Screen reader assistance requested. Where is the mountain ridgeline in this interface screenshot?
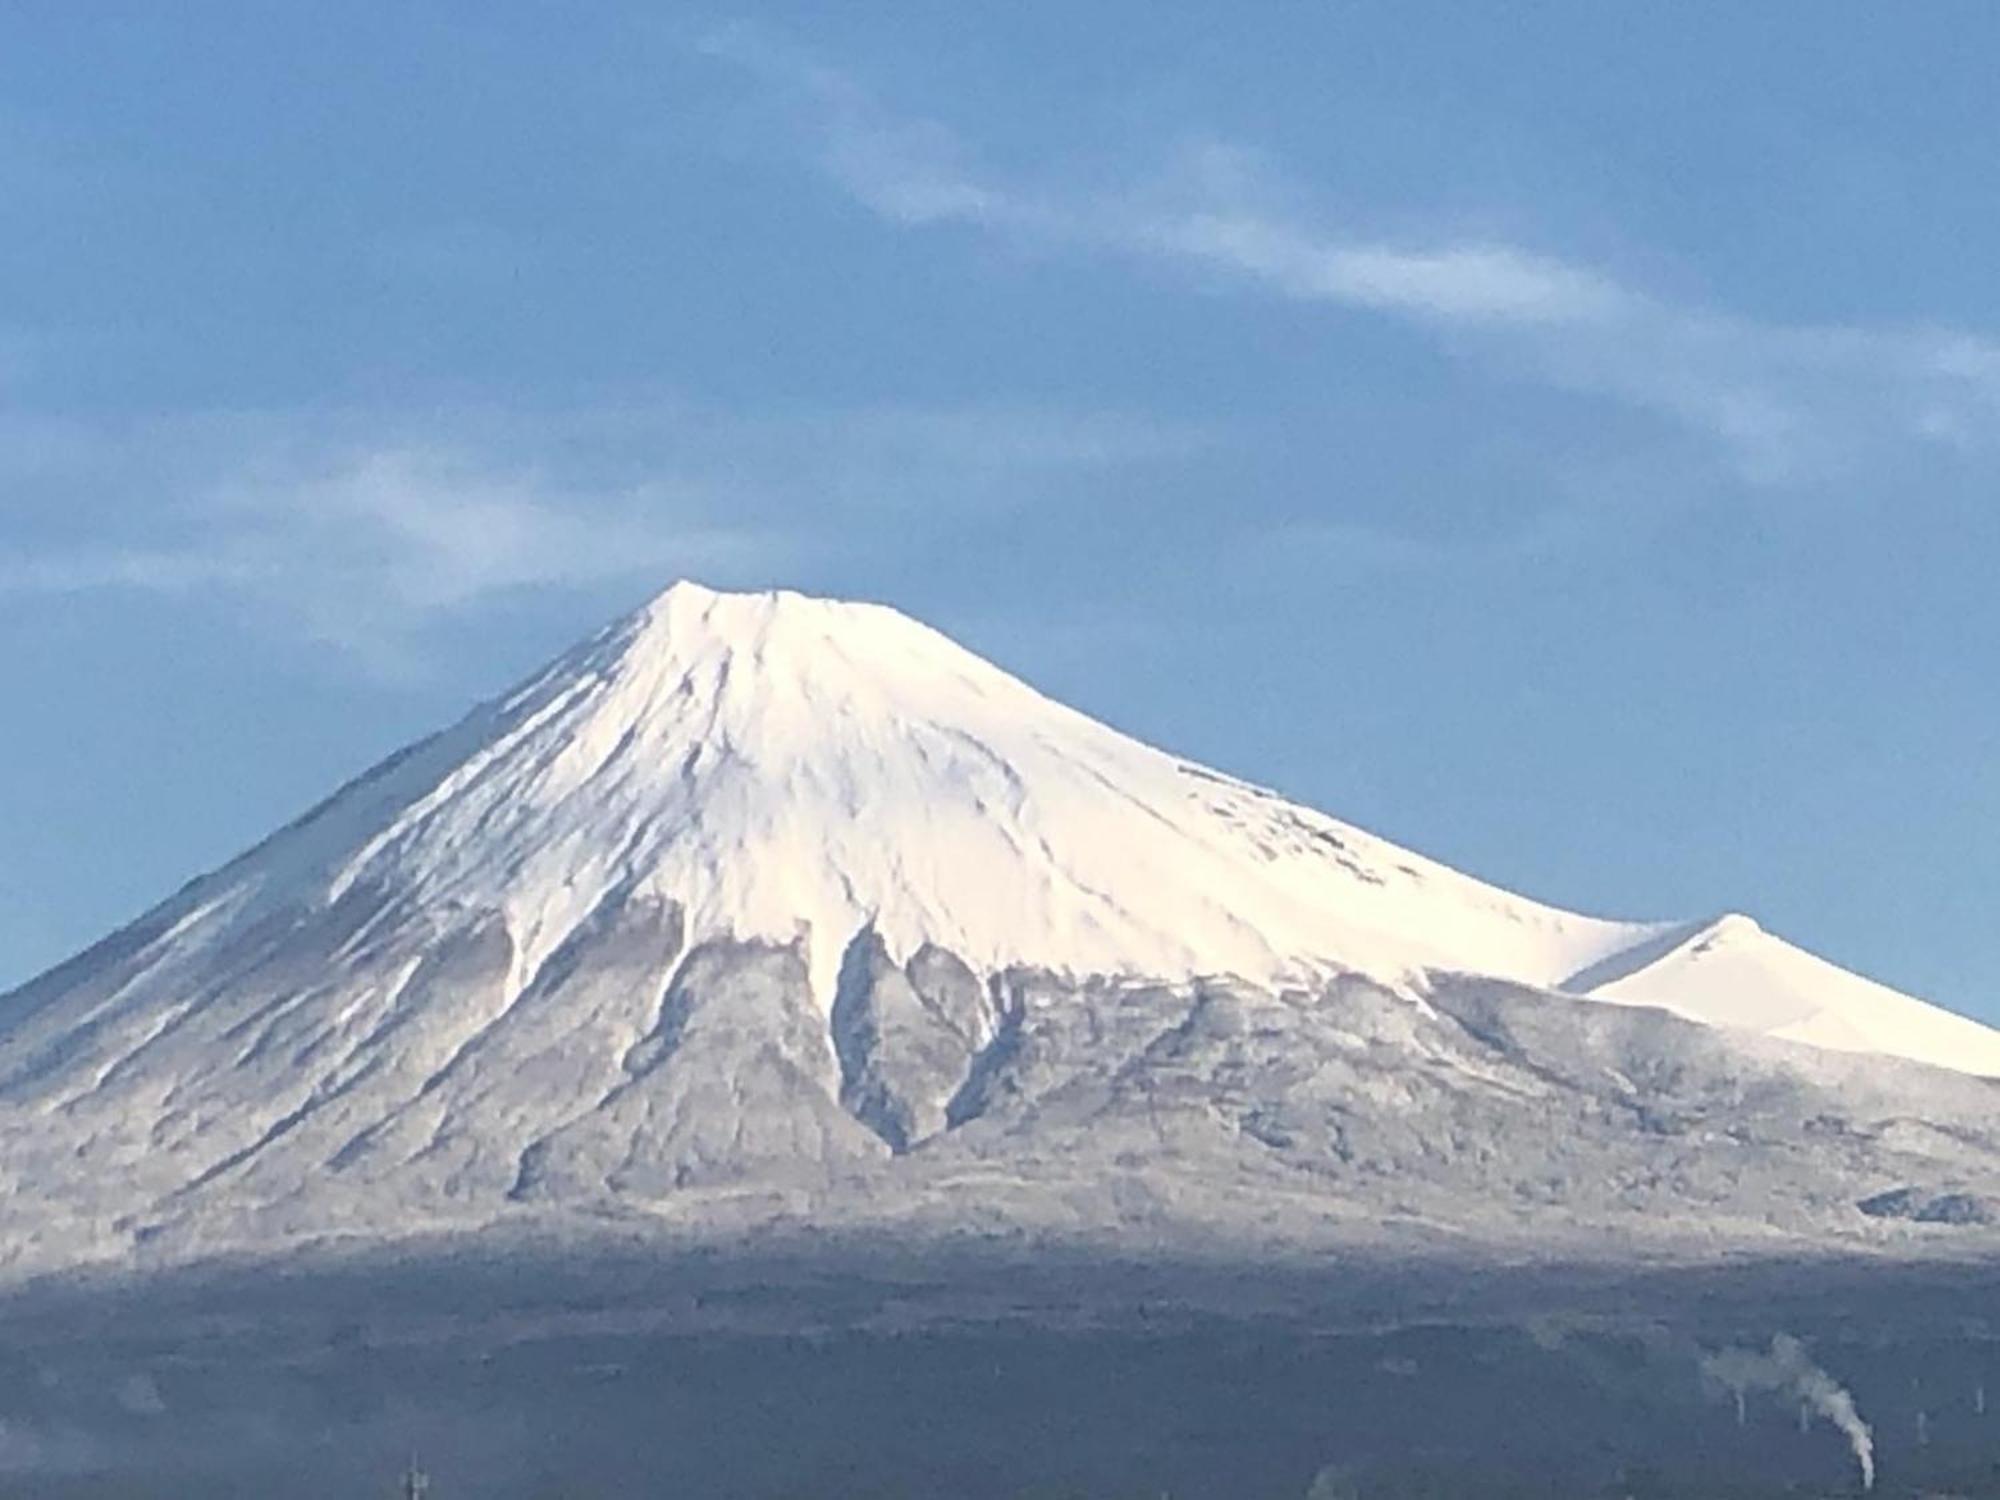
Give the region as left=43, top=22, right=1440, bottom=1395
left=2, top=581, right=1998, bottom=1278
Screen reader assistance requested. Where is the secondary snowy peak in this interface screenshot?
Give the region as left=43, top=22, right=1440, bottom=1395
left=205, top=580, right=1666, bottom=1013
left=1577, top=913, right=2000, bottom=1077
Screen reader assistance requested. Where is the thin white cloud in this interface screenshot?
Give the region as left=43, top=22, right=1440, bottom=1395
left=204, top=449, right=749, bottom=616
left=0, top=429, right=771, bottom=674
left=700, top=26, right=1623, bottom=328
left=1151, top=214, right=1631, bottom=327
left=704, top=28, right=2000, bottom=486
left=0, top=399, right=1215, bottom=672
left=700, top=24, right=1025, bottom=233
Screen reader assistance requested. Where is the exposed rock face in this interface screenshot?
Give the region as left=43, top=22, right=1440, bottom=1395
left=831, top=932, right=998, bottom=1152
left=1858, top=1186, right=2000, bottom=1226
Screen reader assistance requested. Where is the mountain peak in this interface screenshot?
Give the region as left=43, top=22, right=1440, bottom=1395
left=628, top=579, right=942, bottom=657
left=636, top=578, right=866, bottom=637
left=586, top=580, right=1022, bottom=726
left=153, top=580, right=1682, bottom=1024
left=121, top=581, right=1992, bottom=1075
left=8, top=582, right=2000, bottom=1277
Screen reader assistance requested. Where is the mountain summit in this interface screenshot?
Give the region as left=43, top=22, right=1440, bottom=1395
left=4, top=581, right=1999, bottom=1274
left=227, top=579, right=1675, bottom=1015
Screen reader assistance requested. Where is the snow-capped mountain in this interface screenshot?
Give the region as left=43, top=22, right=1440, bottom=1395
left=3, top=581, right=1997, bottom=1275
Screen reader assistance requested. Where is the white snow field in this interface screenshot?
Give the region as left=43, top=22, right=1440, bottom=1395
left=2, top=580, right=1997, bottom=1276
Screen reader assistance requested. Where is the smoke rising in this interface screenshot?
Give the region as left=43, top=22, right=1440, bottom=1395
left=1702, top=1333, right=1875, bottom=1490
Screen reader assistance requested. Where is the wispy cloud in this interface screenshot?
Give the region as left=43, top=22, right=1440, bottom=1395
left=0, top=399, right=1212, bottom=673
left=1154, top=214, right=1630, bottom=325
left=703, top=25, right=2000, bottom=487
left=699, top=25, right=1025, bottom=234
left=0, top=439, right=757, bottom=674
left=700, top=24, right=1625, bottom=329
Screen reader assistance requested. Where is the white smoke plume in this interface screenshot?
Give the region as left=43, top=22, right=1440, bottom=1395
left=1703, top=1333, right=1875, bottom=1490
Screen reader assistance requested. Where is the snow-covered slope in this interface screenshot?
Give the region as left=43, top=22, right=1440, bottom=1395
left=2, top=580, right=1996, bottom=1275
left=1568, top=913, right=2000, bottom=1075
left=177, top=581, right=1670, bottom=1008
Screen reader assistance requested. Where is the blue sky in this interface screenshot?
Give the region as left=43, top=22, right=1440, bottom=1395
left=3, top=5, right=1997, bottom=1021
